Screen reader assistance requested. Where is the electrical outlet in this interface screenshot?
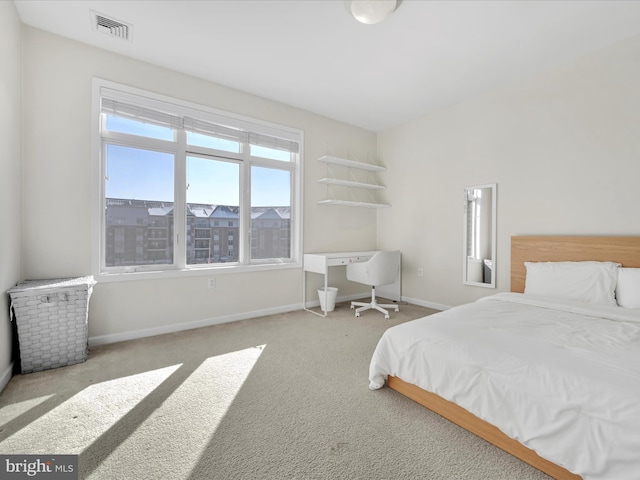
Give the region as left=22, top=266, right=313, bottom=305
left=208, top=278, right=216, bottom=289
left=417, top=268, right=424, bottom=278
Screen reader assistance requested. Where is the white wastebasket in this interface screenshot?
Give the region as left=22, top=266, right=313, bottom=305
left=318, top=287, right=338, bottom=312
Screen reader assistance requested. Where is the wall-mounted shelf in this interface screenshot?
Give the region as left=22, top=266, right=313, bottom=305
left=318, top=153, right=389, bottom=208
left=318, top=199, right=390, bottom=208
left=318, top=155, right=386, bottom=172
left=318, top=177, right=385, bottom=190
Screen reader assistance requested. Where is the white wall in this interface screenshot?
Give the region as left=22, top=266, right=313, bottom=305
left=19, top=23, right=640, bottom=345
left=378, top=34, right=640, bottom=308
left=0, top=1, right=22, bottom=386
left=21, top=27, right=377, bottom=341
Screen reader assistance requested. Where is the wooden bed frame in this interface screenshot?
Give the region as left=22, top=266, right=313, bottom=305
left=388, top=236, right=640, bottom=480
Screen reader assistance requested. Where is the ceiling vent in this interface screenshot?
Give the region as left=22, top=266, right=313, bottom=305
left=91, top=11, right=132, bottom=42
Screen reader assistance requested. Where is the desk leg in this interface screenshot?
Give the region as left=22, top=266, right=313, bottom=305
left=303, top=268, right=307, bottom=310
left=321, top=272, right=328, bottom=317
left=303, top=270, right=329, bottom=318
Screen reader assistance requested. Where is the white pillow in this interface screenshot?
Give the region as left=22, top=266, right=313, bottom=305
left=524, top=261, right=620, bottom=306
left=616, top=268, right=640, bottom=308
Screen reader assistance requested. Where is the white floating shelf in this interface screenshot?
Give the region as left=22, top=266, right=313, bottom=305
left=318, top=155, right=386, bottom=173
left=318, top=177, right=385, bottom=190
left=318, top=199, right=390, bottom=208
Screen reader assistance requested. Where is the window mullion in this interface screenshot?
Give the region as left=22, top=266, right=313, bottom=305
left=186, top=145, right=243, bottom=161
left=248, top=156, right=295, bottom=171
left=240, top=143, right=251, bottom=265
left=99, top=141, right=108, bottom=274
left=174, top=129, right=187, bottom=269
left=101, top=128, right=176, bottom=151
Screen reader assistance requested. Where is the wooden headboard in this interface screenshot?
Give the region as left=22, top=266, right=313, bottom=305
left=511, top=236, right=640, bottom=293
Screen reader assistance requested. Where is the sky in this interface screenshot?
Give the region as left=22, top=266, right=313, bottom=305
left=104, top=116, right=291, bottom=206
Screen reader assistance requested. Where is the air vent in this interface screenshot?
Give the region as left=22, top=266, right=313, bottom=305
left=91, top=11, right=132, bottom=41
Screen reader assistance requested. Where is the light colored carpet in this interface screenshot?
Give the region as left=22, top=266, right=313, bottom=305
left=0, top=300, right=551, bottom=480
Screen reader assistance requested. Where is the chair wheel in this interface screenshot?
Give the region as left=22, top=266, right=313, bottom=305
left=384, top=314, right=390, bottom=320
left=355, top=312, right=360, bottom=317
left=395, top=307, right=399, bottom=312
left=350, top=305, right=354, bottom=309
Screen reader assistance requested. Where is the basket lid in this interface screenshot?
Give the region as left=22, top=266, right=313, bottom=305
left=8, top=276, right=96, bottom=295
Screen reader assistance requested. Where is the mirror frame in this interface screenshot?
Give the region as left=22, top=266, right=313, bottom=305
left=463, top=183, right=497, bottom=288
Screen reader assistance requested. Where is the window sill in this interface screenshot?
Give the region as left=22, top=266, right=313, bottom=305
left=95, top=261, right=301, bottom=283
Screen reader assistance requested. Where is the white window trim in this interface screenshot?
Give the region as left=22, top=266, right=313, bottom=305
left=91, top=78, right=303, bottom=282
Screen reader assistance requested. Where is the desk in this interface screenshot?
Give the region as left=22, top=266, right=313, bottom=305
left=303, top=251, right=401, bottom=316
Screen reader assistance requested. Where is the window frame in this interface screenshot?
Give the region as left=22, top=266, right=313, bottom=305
left=92, top=79, right=303, bottom=282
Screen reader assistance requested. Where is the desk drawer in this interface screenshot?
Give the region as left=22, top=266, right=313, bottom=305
left=327, top=255, right=368, bottom=266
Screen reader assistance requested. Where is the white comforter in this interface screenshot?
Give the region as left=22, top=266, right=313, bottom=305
left=369, top=293, right=640, bottom=480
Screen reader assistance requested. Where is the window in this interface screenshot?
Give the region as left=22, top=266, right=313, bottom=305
left=104, top=145, right=175, bottom=267
left=186, top=155, right=239, bottom=264
left=94, top=80, right=302, bottom=277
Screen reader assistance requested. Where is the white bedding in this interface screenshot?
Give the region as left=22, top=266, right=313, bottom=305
left=369, top=293, right=640, bottom=480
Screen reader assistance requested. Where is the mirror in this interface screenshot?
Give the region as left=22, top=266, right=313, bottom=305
left=463, top=183, right=496, bottom=288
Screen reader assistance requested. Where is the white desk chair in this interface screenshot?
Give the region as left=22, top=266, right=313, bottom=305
left=346, top=250, right=400, bottom=319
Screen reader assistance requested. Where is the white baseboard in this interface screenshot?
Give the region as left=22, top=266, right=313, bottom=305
left=0, top=362, right=14, bottom=393
left=92, top=293, right=368, bottom=346
left=88, top=302, right=304, bottom=347
left=402, top=296, right=450, bottom=311
left=88, top=294, right=449, bottom=348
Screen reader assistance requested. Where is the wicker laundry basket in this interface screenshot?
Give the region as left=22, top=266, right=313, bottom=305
left=8, top=276, right=96, bottom=374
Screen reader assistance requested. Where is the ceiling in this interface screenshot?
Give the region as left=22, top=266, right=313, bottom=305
left=13, top=0, right=640, bottom=132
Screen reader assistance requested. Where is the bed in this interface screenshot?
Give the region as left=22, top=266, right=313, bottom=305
left=369, top=236, right=640, bottom=480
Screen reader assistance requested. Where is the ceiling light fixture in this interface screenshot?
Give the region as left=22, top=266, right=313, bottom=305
left=344, top=0, right=400, bottom=25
